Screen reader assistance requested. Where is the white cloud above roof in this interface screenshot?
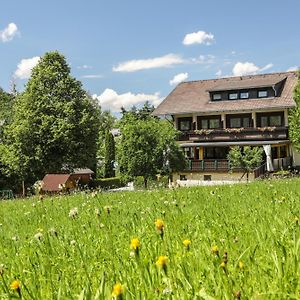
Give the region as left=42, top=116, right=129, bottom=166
left=183, top=30, right=214, bottom=46
left=232, top=62, right=273, bottom=76
left=92, top=88, right=163, bottom=112
left=287, top=66, right=298, bottom=72
left=14, top=56, right=40, bottom=79
left=169, top=73, right=189, bottom=86
left=113, top=53, right=184, bottom=72
left=0, top=23, right=19, bottom=42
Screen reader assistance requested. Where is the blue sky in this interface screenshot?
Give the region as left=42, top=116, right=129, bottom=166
left=0, top=0, right=299, bottom=113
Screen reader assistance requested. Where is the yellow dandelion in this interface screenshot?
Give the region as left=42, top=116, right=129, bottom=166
left=238, top=261, right=244, bottom=269
left=10, top=279, right=20, bottom=290
left=155, top=219, right=164, bottom=231
left=130, top=238, right=140, bottom=251
left=183, top=239, right=191, bottom=248
left=156, top=255, right=168, bottom=268
left=220, top=261, right=226, bottom=268
left=211, top=245, right=219, bottom=255
left=112, top=283, right=123, bottom=298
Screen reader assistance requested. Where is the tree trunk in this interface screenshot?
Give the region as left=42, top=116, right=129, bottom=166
left=143, top=177, right=148, bottom=189
left=22, top=180, right=25, bottom=197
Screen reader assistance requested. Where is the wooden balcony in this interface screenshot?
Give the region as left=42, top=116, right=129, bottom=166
left=178, top=127, right=289, bottom=142
left=185, top=157, right=292, bottom=173
left=185, top=159, right=232, bottom=172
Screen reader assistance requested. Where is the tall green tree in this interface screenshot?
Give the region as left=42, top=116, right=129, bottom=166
left=289, top=70, right=300, bottom=151
left=104, top=130, right=115, bottom=178
left=118, top=116, right=186, bottom=188
left=228, top=146, right=263, bottom=181
left=5, top=51, right=101, bottom=189
left=96, top=110, right=116, bottom=176
left=0, top=88, right=14, bottom=140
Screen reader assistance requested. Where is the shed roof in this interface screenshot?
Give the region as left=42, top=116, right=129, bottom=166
left=153, top=72, right=298, bottom=115
left=73, top=168, right=94, bottom=175
left=42, top=174, right=70, bottom=192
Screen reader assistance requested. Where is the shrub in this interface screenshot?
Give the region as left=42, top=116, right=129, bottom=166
left=134, top=175, right=169, bottom=190
left=91, top=177, right=125, bottom=190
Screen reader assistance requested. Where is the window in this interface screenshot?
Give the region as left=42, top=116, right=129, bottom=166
left=226, top=114, right=252, bottom=128
left=269, top=115, right=282, bottom=126
left=198, top=115, right=221, bottom=129
left=258, top=90, right=268, bottom=98
left=260, top=116, right=268, bottom=127
left=212, top=93, right=222, bottom=101
left=240, top=91, right=249, bottom=99
left=229, top=92, right=238, bottom=100
left=229, top=118, right=241, bottom=128
left=180, top=174, right=187, bottom=181
left=204, top=147, right=229, bottom=159
left=257, top=112, right=284, bottom=127
left=178, top=117, right=192, bottom=131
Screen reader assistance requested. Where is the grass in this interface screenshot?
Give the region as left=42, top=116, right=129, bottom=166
left=0, top=179, right=299, bottom=299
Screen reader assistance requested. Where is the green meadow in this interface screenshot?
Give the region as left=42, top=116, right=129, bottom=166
left=0, top=179, right=299, bottom=299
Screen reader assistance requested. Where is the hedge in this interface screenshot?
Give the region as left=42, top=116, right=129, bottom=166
left=90, top=177, right=125, bottom=190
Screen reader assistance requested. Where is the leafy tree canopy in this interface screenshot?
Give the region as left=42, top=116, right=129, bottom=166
left=104, top=130, right=115, bottom=178
left=289, top=70, right=300, bottom=151
left=228, top=146, right=263, bottom=180
left=5, top=51, right=101, bottom=186
left=118, top=112, right=186, bottom=187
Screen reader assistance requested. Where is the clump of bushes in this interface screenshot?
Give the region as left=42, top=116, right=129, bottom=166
left=134, top=175, right=169, bottom=190
left=91, top=177, right=125, bottom=190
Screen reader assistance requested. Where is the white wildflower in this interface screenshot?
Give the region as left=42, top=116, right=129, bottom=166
left=69, top=207, right=78, bottom=218
left=34, top=232, right=43, bottom=241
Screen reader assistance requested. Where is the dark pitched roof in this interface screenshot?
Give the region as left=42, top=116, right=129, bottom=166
left=153, top=72, right=298, bottom=115
left=42, top=174, right=70, bottom=192
left=73, top=168, right=94, bottom=175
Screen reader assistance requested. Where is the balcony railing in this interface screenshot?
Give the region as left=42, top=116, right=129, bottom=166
left=185, top=157, right=292, bottom=173
left=185, top=159, right=232, bottom=171
left=178, top=127, right=289, bottom=142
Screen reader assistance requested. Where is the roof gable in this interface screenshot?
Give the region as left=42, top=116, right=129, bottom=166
left=42, top=174, right=71, bottom=192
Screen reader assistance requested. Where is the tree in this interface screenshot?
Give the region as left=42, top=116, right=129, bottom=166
left=5, top=51, right=101, bottom=190
left=96, top=110, right=116, bottom=177
left=228, top=146, right=263, bottom=181
left=0, top=88, right=14, bottom=140
left=289, top=70, right=300, bottom=150
left=118, top=116, right=186, bottom=188
left=104, top=130, right=115, bottom=178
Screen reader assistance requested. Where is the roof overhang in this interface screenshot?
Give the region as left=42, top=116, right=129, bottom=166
left=179, top=140, right=290, bottom=147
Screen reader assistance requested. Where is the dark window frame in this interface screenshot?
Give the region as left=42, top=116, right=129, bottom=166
left=256, top=111, right=284, bottom=127
left=258, top=90, right=268, bottom=98
left=226, top=113, right=252, bottom=128
left=178, top=117, right=193, bottom=131
left=212, top=93, right=222, bottom=101
left=197, top=115, right=222, bottom=130
left=228, top=91, right=239, bottom=100
left=239, top=91, right=249, bottom=99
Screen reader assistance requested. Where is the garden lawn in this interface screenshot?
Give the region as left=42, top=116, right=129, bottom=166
left=0, top=179, right=299, bottom=299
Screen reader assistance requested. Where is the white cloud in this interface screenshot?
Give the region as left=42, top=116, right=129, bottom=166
left=81, top=74, right=103, bottom=79
left=216, top=69, right=222, bottom=78
left=169, top=73, right=188, bottom=86
left=190, top=54, right=215, bottom=64
left=232, top=62, right=273, bottom=76
left=0, top=23, right=19, bottom=42
left=113, top=53, right=184, bottom=72
left=183, top=30, right=214, bottom=46
left=77, top=65, right=93, bottom=69
left=92, top=88, right=163, bottom=112
left=287, top=66, right=298, bottom=72
left=14, top=56, right=40, bottom=79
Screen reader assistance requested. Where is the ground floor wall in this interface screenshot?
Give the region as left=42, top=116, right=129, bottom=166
left=173, top=171, right=254, bottom=183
